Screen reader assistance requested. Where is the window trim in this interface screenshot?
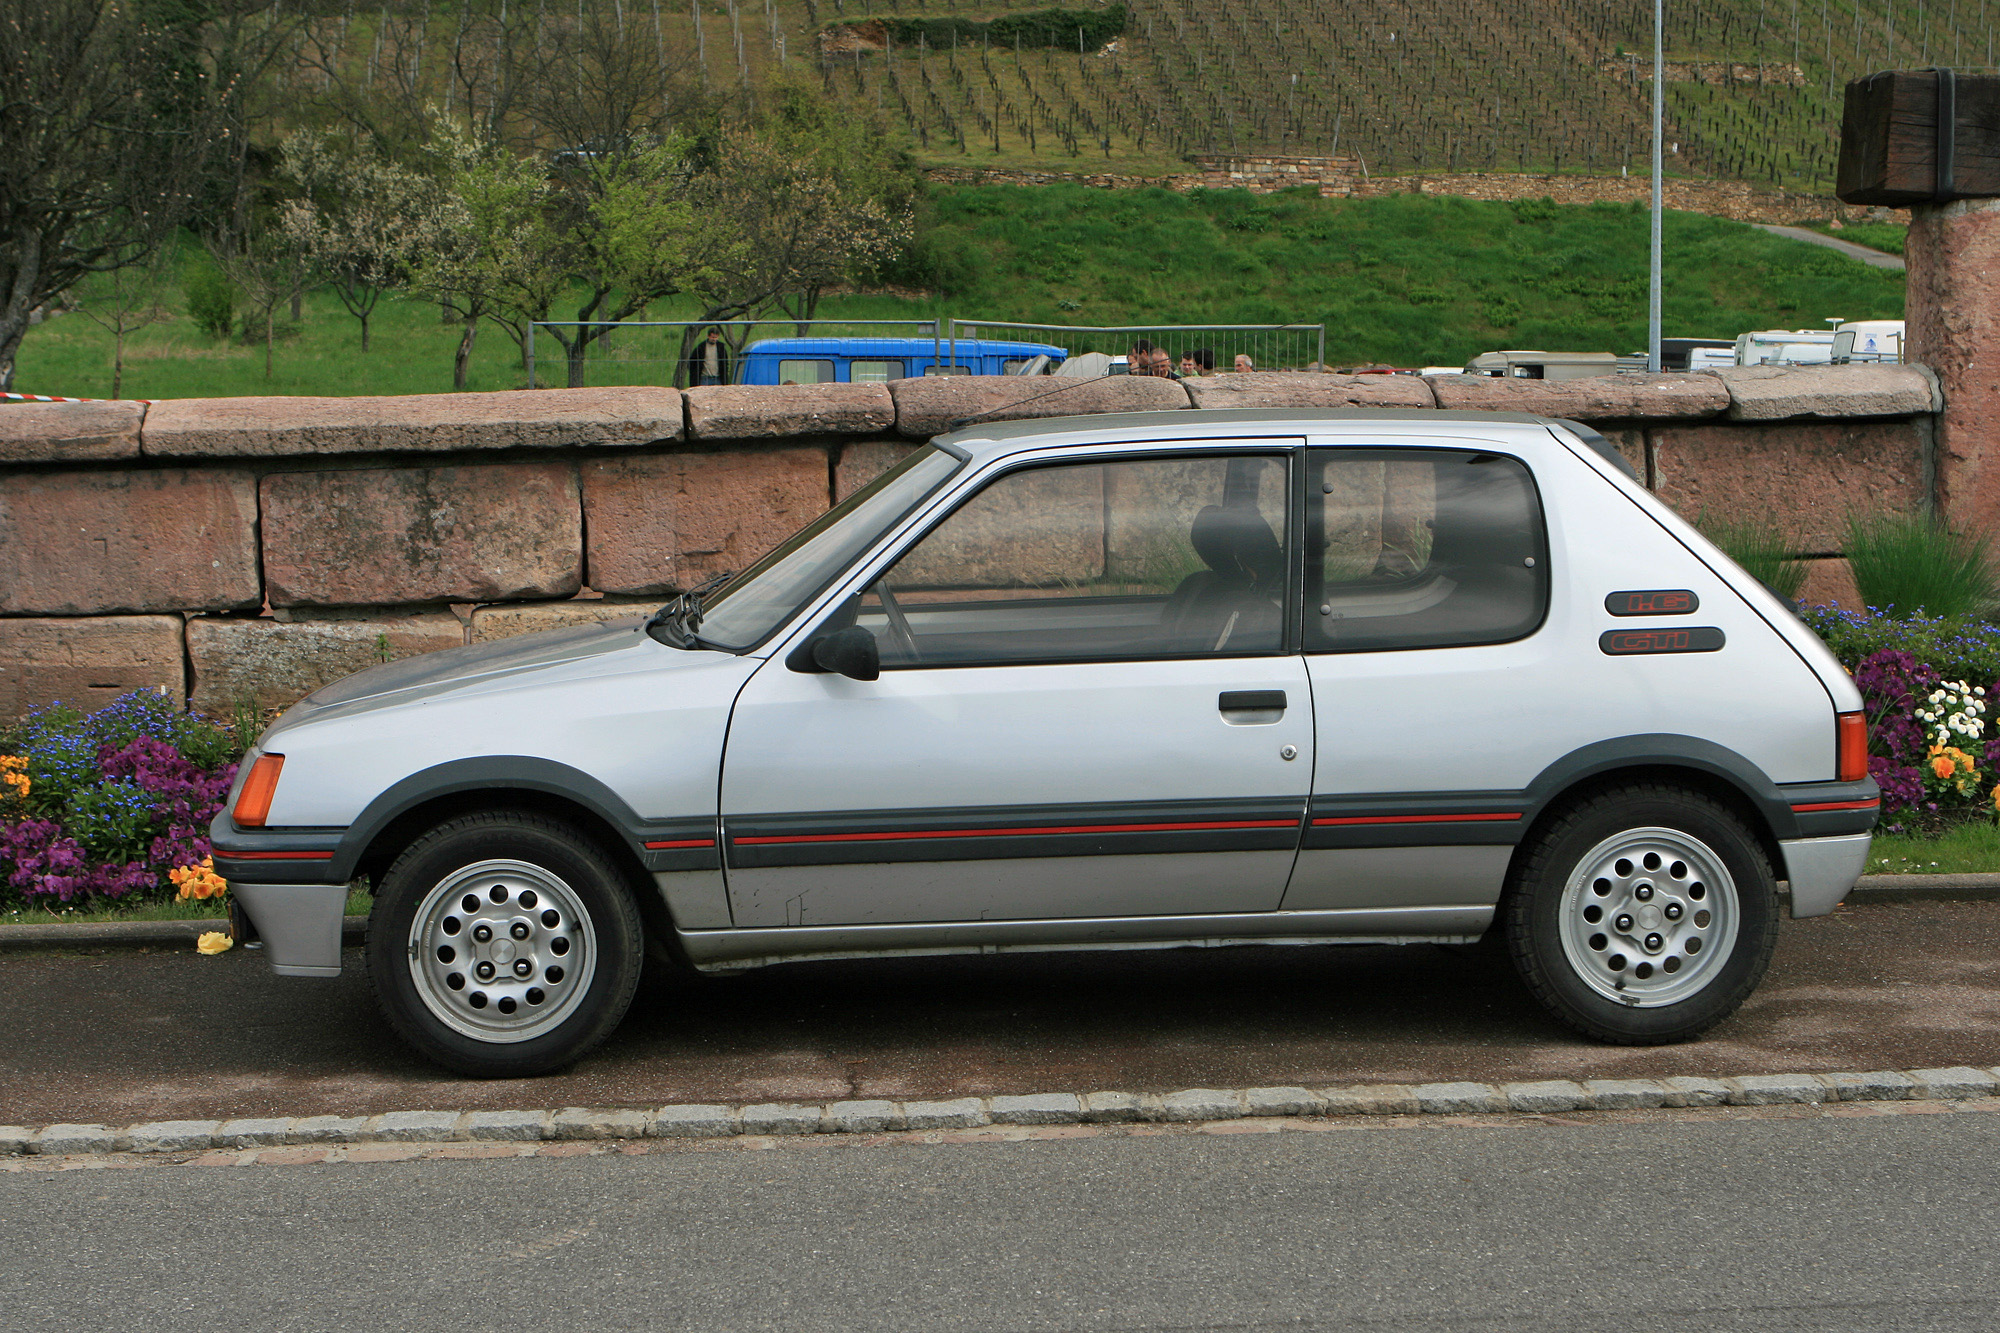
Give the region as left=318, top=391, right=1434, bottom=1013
left=843, top=445, right=1307, bottom=673
left=1303, top=443, right=1551, bottom=657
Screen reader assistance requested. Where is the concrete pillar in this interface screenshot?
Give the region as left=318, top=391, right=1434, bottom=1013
left=1906, top=197, right=2000, bottom=531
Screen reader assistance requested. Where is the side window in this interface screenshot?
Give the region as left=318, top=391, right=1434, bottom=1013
left=1308, top=448, right=1547, bottom=653
left=850, top=360, right=904, bottom=382
left=778, top=359, right=835, bottom=384
left=922, top=364, right=972, bottom=376
left=856, top=453, right=1291, bottom=668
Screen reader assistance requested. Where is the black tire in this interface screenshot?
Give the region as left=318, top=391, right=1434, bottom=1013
left=367, top=811, right=644, bottom=1077
left=1502, top=783, right=1778, bottom=1044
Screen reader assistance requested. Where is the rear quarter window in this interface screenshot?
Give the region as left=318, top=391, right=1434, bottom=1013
left=1307, top=447, right=1549, bottom=653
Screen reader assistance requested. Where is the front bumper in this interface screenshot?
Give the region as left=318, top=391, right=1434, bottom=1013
left=229, top=883, right=350, bottom=976
left=1780, top=832, right=1873, bottom=918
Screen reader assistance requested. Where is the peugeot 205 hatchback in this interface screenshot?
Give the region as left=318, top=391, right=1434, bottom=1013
left=212, top=410, right=1878, bottom=1076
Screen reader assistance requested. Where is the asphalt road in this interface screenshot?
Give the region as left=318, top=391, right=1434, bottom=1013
left=6, top=898, right=2000, bottom=1125
left=6, top=1108, right=2000, bottom=1331
left=1753, top=223, right=1907, bottom=271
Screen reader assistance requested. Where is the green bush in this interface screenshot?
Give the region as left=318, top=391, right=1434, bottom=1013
left=1845, top=511, right=1999, bottom=619
left=1698, top=515, right=1808, bottom=602
left=184, top=264, right=237, bottom=341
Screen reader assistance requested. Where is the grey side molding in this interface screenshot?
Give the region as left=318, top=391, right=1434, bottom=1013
left=231, top=883, right=350, bottom=976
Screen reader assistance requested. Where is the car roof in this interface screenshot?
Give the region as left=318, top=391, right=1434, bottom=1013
left=936, top=407, right=1564, bottom=465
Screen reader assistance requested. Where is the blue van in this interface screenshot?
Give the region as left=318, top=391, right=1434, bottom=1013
left=735, top=336, right=1067, bottom=385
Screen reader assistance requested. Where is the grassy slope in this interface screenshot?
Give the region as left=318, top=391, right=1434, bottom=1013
left=14, top=188, right=1905, bottom=397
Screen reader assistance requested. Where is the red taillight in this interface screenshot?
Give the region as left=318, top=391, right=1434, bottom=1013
left=1836, top=713, right=1868, bottom=783
left=233, top=753, right=285, bottom=827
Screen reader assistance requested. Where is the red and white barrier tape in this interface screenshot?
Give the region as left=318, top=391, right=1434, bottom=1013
left=0, top=391, right=150, bottom=405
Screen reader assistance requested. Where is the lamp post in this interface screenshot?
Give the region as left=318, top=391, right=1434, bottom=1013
left=1648, top=0, right=1664, bottom=373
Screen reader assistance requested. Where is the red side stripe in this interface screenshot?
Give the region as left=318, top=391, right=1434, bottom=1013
left=220, top=850, right=335, bottom=861
left=644, top=838, right=717, bottom=850
left=736, top=818, right=1299, bottom=847
left=1312, top=812, right=1522, bottom=827
left=1789, top=799, right=1880, bottom=812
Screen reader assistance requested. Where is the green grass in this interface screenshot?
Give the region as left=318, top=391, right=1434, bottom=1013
left=1868, top=823, right=2000, bottom=876
left=1799, top=220, right=1908, bottom=257
left=1697, top=515, right=1809, bottom=602
left=1, top=888, right=372, bottom=927
left=14, top=188, right=1906, bottom=397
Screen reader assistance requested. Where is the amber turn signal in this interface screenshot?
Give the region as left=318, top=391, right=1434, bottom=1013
left=1836, top=712, right=1868, bottom=783
left=233, top=753, right=286, bottom=827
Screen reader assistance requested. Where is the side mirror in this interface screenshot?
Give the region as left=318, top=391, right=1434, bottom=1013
left=808, top=625, right=880, bottom=681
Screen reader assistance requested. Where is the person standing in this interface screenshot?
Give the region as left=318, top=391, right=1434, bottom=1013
left=1233, top=353, right=1255, bottom=373
left=685, top=327, right=733, bottom=386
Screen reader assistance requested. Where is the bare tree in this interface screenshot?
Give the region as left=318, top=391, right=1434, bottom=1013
left=0, top=0, right=227, bottom=388
left=207, top=219, right=321, bottom=381
left=72, top=247, right=176, bottom=399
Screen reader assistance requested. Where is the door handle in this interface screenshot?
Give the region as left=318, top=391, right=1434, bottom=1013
left=1219, top=690, right=1287, bottom=713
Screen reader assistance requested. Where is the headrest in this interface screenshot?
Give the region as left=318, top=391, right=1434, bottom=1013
left=1190, top=504, right=1284, bottom=586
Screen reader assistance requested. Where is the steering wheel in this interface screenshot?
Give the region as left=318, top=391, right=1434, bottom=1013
left=874, top=581, right=922, bottom=663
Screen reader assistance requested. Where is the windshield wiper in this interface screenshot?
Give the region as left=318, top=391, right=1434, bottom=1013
left=645, top=571, right=733, bottom=648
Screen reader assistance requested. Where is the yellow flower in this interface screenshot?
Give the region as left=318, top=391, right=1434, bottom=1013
left=170, top=857, right=228, bottom=903
left=0, top=755, right=26, bottom=802
left=196, top=931, right=234, bottom=955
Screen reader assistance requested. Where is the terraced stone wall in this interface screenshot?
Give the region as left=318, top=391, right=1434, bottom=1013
left=0, top=365, right=1941, bottom=720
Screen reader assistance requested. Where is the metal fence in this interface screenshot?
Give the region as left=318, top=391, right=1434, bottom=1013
left=948, top=321, right=1328, bottom=375
left=526, top=317, right=1330, bottom=387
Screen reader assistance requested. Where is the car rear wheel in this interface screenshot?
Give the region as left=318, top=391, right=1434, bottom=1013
left=1502, top=783, right=1778, bottom=1044
left=367, top=811, right=643, bottom=1077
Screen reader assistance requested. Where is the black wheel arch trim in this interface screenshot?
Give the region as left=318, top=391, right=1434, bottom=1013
left=216, top=757, right=720, bottom=885
left=1519, top=734, right=1877, bottom=844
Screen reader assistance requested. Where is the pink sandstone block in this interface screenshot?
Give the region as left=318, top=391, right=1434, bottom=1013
left=0, top=617, right=186, bottom=719
left=186, top=613, right=467, bottom=715
left=889, top=374, right=1189, bottom=438
left=685, top=384, right=895, bottom=440
left=834, top=441, right=920, bottom=500
left=1428, top=373, right=1728, bottom=420
left=0, top=467, right=259, bottom=614
left=261, top=463, right=582, bottom=607
left=582, top=447, right=829, bottom=595
left=1187, top=372, right=1435, bottom=410
left=0, top=400, right=145, bottom=463
left=141, top=388, right=683, bottom=458
left=1909, top=198, right=2000, bottom=535
left=1651, top=420, right=1926, bottom=551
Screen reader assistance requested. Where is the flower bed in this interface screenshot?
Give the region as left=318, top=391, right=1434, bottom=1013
left=1802, top=605, right=2000, bottom=833
left=0, top=692, right=246, bottom=911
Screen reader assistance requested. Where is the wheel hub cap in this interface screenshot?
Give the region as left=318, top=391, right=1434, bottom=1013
left=406, top=859, right=596, bottom=1044
left=1557, top=826, right=1739, bottom=1008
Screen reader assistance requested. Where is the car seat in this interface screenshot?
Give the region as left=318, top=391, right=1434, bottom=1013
left=1160, top=503, right=1285, bottom=652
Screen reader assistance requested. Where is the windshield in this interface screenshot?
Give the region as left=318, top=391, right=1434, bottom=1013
left=693, top=446, right=963, bottom=651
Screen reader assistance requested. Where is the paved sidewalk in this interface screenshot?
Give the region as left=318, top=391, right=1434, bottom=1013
left=4, top=897, right=1999, bottom=1127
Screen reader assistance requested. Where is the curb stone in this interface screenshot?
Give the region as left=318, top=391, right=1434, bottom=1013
left=14, top=1065, right=2000, bottom=1158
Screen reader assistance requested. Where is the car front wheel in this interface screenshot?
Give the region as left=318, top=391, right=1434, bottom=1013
left=1503, top=783, right=1778, bottom=1044
left=367, top=811, right=644, bottom=1077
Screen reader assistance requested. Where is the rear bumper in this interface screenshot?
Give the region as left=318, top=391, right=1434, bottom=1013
left=230, top=883, right=350, bottom=977
left=1781, top=832, right=1873, bottom=918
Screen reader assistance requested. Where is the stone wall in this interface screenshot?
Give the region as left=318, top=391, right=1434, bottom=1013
left=917, top=159, right=1859, bottom=224
left=0, top=365, right=1938, bottom=721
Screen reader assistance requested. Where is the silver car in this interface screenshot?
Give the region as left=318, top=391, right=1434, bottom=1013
left=213, top=410, right=1878, bottom=1076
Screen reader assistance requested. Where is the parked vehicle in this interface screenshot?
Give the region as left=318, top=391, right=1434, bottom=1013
left=1464, top=350, right=1622, bottom=380
left=735, top=336, right=1067, bottom=385
left=214, top=409, right=1878, bottom=1075
left=1733, top=322, right=1903, bottom=366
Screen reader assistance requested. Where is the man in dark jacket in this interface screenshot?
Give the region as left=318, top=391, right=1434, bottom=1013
left=684, top=327, right=733, bottom=386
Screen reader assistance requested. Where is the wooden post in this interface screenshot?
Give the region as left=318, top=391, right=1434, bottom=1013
left=1840, top=71, right=2000, bottom=531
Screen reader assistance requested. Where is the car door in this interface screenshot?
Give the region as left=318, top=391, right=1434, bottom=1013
left=719, top=446, right=1313, bottom=928
left=1285, top=440, right=1554, bottom=923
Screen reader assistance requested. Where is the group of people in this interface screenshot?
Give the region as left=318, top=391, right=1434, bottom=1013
left=1126, top=340, right=1256, bottom=379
